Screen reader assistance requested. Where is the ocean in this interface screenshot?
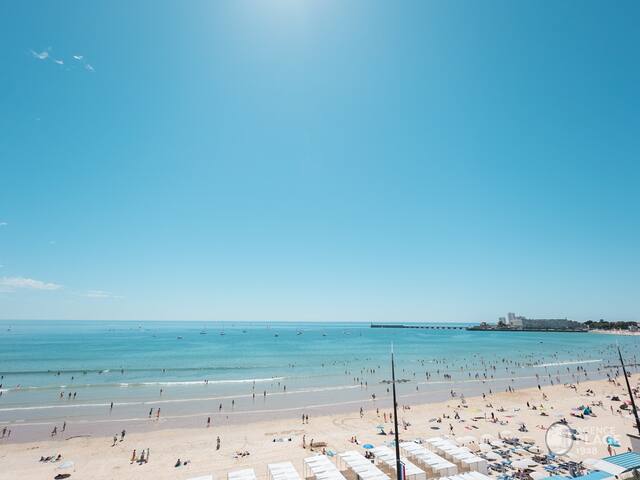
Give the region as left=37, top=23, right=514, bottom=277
left=0, top=320, right=637, bottom=441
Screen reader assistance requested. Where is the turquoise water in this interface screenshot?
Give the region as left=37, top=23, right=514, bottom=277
left=0, top=320, right=637, bottom=440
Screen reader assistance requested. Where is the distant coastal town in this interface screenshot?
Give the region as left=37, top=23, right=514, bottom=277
left=370, top=313, right=639, bottom=333
left=468, top=312, right=639, bottom=333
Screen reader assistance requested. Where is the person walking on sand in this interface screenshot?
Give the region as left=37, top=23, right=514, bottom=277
left=216, top=436, right=221, bottom=450
left=156, top=408, right=161, bottom=419
left=121, top=429, right=126, bottom=441
left=131, top=449, right=137, bottom=463
left=303, top=434, right=306, bottom=449
left=51, top=426, right=57, bottom=437
left=62, top=421, right=66, bottom=432
left=113, top=435, right=118, bottom=446
left=207, top=416, right=211, bottom=427
left=149, top=408, right=153, bottom=418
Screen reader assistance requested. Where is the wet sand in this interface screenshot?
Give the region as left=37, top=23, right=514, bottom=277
left=1, top=375, right=638, bottom=480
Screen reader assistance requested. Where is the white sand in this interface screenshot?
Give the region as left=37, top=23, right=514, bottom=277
left=1, top=376, right=638, bottom=480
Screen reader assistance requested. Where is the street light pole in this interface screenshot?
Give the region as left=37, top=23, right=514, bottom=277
left=391, top=346, right=403, bottom=480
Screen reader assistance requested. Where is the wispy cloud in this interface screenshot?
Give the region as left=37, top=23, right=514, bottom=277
left=0, top=222, right=7, bottom=227
left=30, top=49, right=49, bottom=60
left=30, top=48, right=95, bottom=73
left=84, top=289, right=122, bottom=299
left=0, top=276, right=62, bottom=291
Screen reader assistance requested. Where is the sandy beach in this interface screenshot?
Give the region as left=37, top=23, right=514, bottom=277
left=589, top=330, right=640, bottom=337
left=1, top=375, right=638, bottom=480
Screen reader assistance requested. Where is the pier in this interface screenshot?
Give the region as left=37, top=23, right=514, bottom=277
left=370, top=323, right=466, bottom=330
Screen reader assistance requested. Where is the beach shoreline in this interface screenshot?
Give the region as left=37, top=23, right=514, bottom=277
left=589, top=329, right=640, bottom=336
left=1, top=375, right=638, bottom=480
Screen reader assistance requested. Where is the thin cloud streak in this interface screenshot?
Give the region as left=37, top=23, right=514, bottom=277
left=84, top=290, right=122, bottom=299
left=30, top=49, right=49, bottom=60
left=0, top=276, right=62, bottom=291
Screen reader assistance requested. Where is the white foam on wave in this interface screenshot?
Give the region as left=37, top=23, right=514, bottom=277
left=139, top=376, right=285, bottom=387
left=0, top=384, right=361, bottom=412
left=534, top=359, right=602, bottom=368
left=2, top=376, right=287, bottom=392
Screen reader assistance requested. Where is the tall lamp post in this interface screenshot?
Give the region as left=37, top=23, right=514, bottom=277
left=391, top=346, right=404, bottom=480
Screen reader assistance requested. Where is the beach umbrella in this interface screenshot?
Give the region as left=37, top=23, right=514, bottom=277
left=457, top=435, right=477, bottom=445
left=605, top=436, right=621, bottom=447
left=57, top=461, right=74, bottom=470
left=362, top=444, right=374, bottom=450
left=530, top=472, right=550, bottom=480
left=484, top=452, right=502, bottom=461
left=512, top=459, right=536, bottom=470
left=527, top=445, right=542, bottom=454
left=500, top=430, right=514, bottom=439
left=479, top=444, right=493, bottom=453
left=467, top=443, right=480, bottom=453
left=481, top=434, right=495, bottom=442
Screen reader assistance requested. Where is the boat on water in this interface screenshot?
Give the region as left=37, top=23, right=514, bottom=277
left=177, top=336, right=183, bottom=340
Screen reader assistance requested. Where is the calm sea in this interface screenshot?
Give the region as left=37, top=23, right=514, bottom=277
left=0, top=320, right=637, bottom=440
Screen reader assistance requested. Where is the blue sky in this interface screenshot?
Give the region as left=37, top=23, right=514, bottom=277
left=0, top=1, right=638, bottom=322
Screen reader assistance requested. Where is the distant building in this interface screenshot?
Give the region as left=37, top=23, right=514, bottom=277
left=521, top=318, right=584, bottom=330
left=485, top=312, right=587, bottom=331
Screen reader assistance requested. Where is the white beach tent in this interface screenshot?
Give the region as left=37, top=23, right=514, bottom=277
left=269, top=462, right=302, bottom=480
left=437, top=472, right=492, bottom=480
left=423, top=438, right=488, bottom=474
left=370, top=445, right=426, bottom=480
left=399, top=441, right=458, bottom=477
left=337, top=450, right=389, bottom=480
left=304, top=455, right=347, bottom=480
left=228, top=469, right=257, bottom=480
left=588, top=460, right=627, bottom=476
